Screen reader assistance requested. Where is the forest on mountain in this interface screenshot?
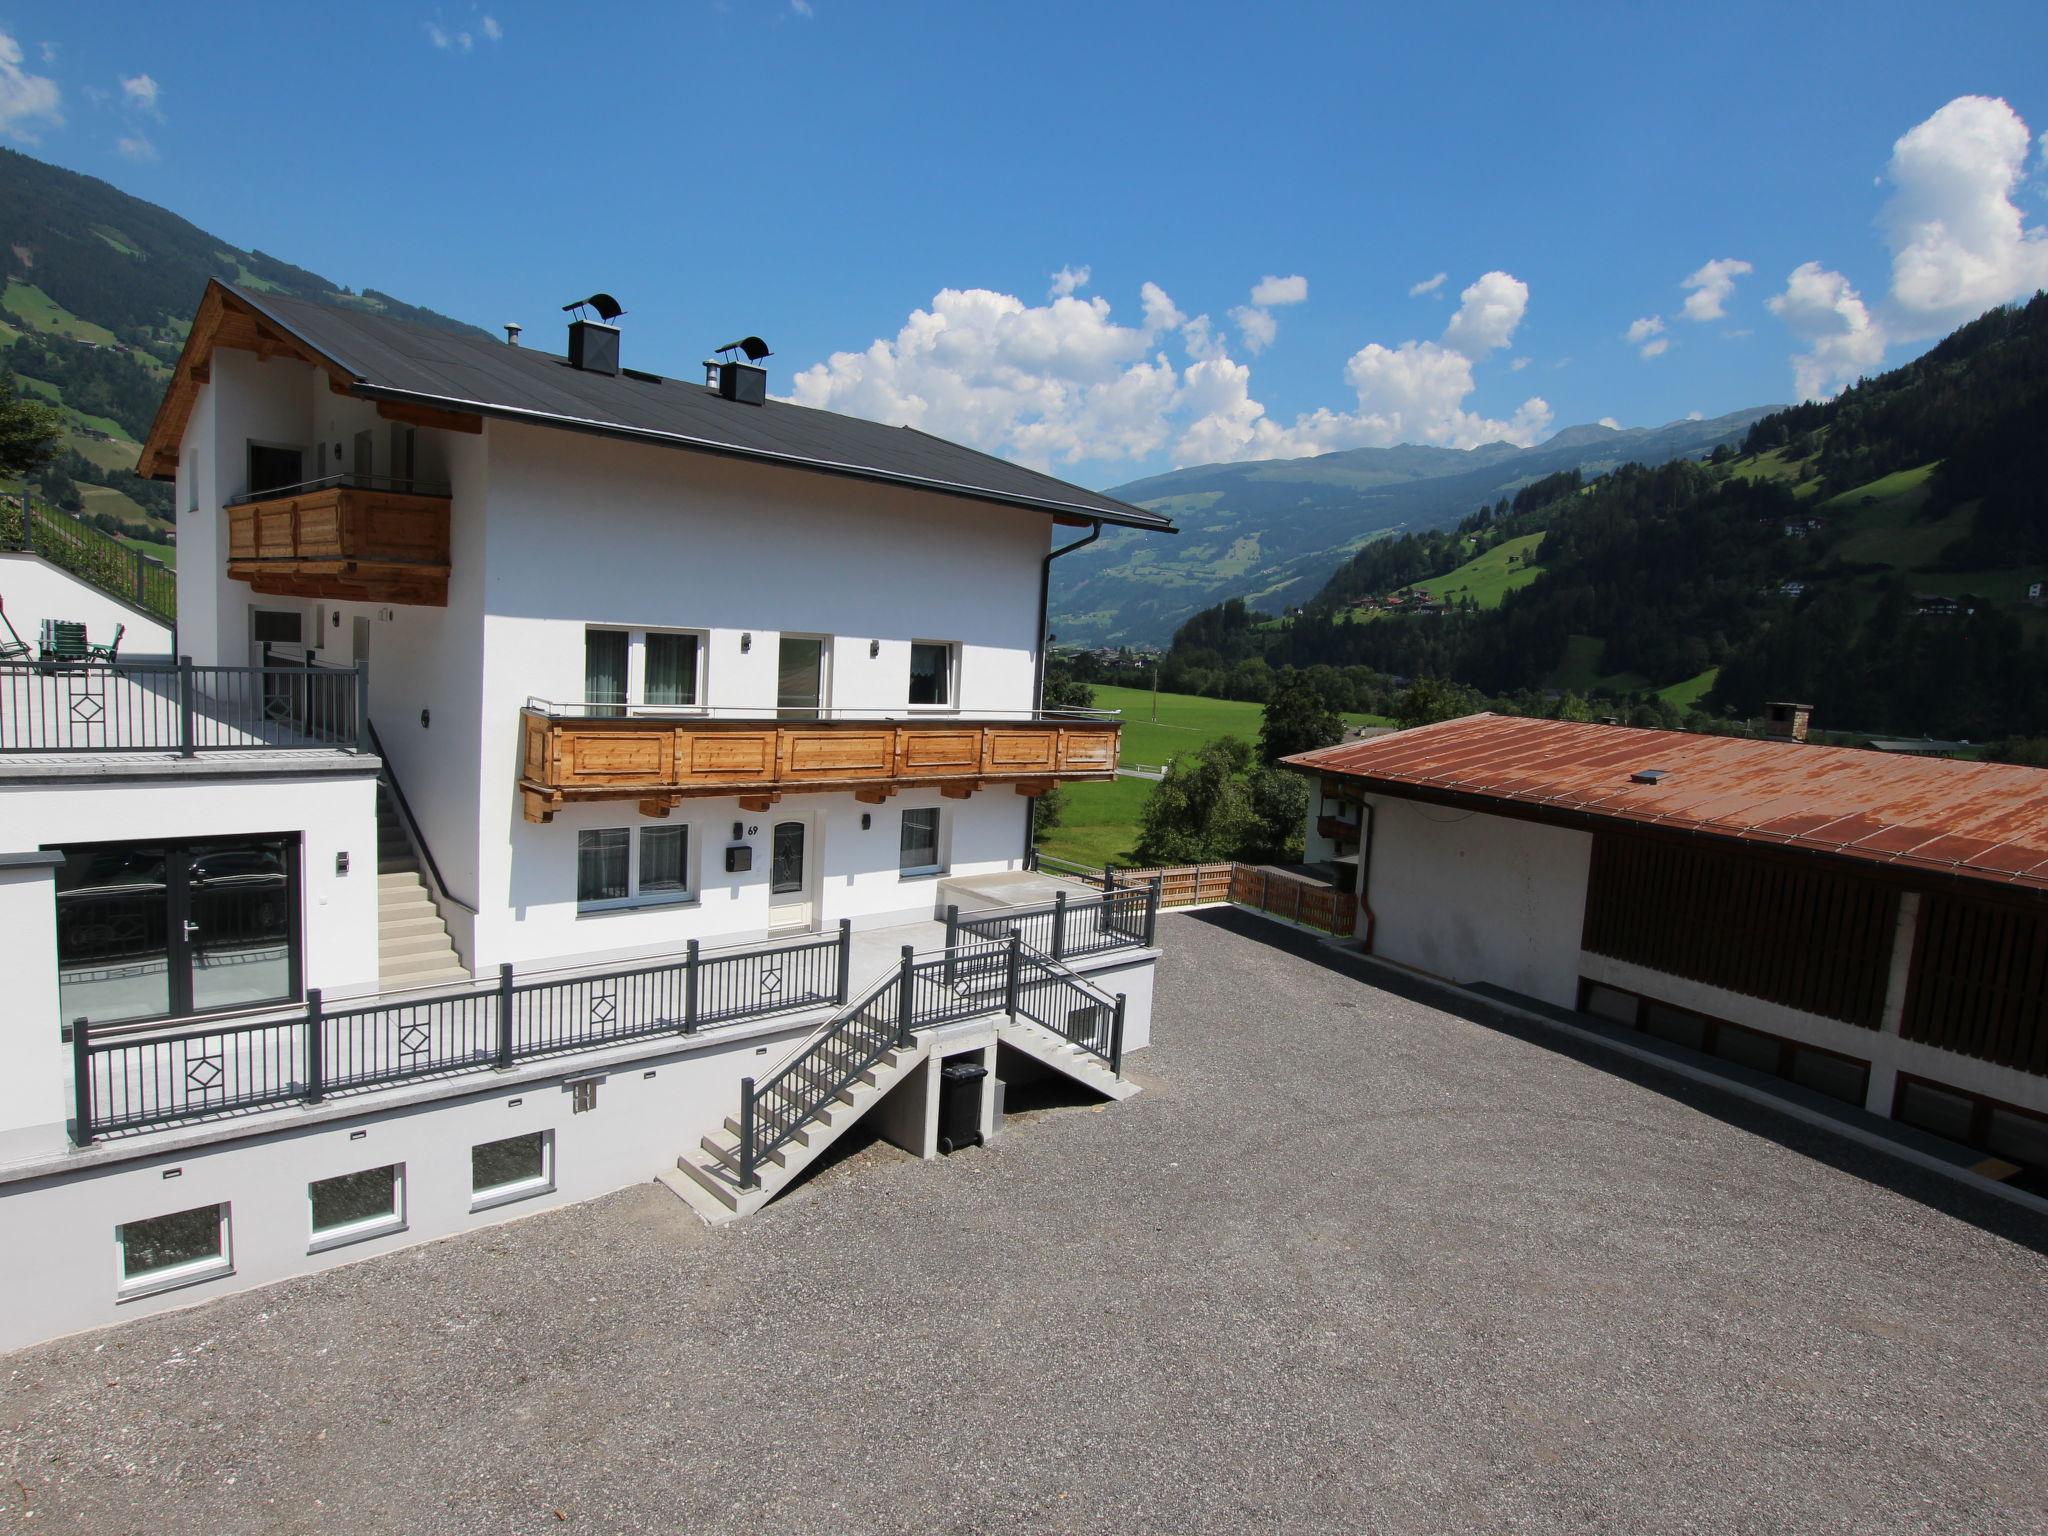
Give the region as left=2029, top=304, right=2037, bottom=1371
left=1145, top=292, right=2048, bottom=743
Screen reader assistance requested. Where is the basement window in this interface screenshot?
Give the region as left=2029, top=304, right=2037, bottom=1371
left=118, top=1202, right=231, bottom=1298
left=471, top=1131, right=553, bottom=1211
left=308, top=1164, right=405, bottom=1252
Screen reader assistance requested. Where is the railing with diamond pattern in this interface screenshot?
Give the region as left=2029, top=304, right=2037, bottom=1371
left=70, top=925, right=855, bottom=1143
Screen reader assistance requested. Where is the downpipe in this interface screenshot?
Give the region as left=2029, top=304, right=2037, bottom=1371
left=1024, top=520, right=1102, bottom=862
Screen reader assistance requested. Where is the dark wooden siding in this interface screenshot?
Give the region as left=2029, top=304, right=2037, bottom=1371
left=1902, top=894, right=2048, bottom=1076
left=1581, top=834, right=1897, bottom=1028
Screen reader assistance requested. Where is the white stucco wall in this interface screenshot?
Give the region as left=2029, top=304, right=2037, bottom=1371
left=0, top=858, right=68, bottom=1165
left=0, top=553, right=174, bottom=655
left=1360, top=793, right=1593, bottom=1009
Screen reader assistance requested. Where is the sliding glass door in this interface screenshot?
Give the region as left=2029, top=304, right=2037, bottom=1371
left=777, top=636, right=824, bottom=720
left=52, top=836, right=300, bottom=1026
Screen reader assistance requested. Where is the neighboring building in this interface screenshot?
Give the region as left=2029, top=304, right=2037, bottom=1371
left=1290, top=713, right=2048, bottom=1189
left=0, top=282, right=1173, bottom=1349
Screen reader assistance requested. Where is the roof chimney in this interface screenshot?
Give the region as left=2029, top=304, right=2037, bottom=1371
left=1763, top=701, right=1812, bottom=743
left=705, top=335, right=773, bottom=406
left=562, top=293, right=626, bottom=375
left=504, top=322, right=523, bottom=347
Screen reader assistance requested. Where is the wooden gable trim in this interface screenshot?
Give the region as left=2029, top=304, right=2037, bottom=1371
left=376, top=398, right=483, bottom=435
left=137, top=280, right=371, bottom=481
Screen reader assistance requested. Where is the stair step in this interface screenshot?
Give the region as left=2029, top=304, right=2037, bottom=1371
left=674, top=1156, right=744, bottom=1210
left=380, top=949, right=467, bottom=979
left=380, top=930, right=454, bottom=959
left=726, top=1114, right=819, bottom=1150
left=377, top=870, right=427, bottom=890
left=700, top=1134, right=786, bottom=1174
left=377, top=912, right=448, bottom=938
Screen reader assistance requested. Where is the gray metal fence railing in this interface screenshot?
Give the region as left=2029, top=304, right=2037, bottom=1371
left=1, top=658, right=366, bottom=754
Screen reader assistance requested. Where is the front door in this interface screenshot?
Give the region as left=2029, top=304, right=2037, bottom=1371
left=768, top=819, right=812, bottom=930
left=51, top=836, right=300, bottom=1026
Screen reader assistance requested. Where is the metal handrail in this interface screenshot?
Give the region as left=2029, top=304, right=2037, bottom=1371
left=365, top=719, right=477, bottom=916
left=524, top=697, right=1121, bottom=724
left=227, top=473, right=452, bottom=506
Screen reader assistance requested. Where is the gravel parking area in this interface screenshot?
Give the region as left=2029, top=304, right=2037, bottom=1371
left=5, top=908, right=2046, bottom=1534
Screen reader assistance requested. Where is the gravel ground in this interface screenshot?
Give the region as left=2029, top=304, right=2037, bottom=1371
left=5, top=908, right=2046, bottom=1535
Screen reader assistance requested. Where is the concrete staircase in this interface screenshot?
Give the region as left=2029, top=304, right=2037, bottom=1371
left=376, top=784, right=467, bottom=989
left=1000, top=1016, right=1141, bottom=1102
left=662, top=1039, right=932, bottom=1222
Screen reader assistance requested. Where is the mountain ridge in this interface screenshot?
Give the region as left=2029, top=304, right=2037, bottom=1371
left=1051, top=406, right=1778, bottom=647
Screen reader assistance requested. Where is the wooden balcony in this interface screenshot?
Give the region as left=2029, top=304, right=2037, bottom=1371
left=518, top=708, right=1120, bottom=823
left=1317, top=815, right=1362, bottom=847
left=226, top=478, right=451, bottom=606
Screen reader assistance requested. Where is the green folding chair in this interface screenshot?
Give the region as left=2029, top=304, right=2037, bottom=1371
left=0, top=597, right=29, bottom=662
left=86, top=624, right=124, bottom=664
left=40, top=619, right=89, bottom=664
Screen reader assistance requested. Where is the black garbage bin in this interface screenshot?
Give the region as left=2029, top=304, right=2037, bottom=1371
left=937, top=1059, right=988, bottom=1154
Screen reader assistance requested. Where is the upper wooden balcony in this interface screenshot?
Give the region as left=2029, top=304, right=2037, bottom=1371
left=226, top=475, right=452, bottom=606
left=518, top=702, right=1121, bottom=823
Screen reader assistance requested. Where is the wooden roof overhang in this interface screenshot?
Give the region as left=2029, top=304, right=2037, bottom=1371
left=136, top=281, right=483, bottom=480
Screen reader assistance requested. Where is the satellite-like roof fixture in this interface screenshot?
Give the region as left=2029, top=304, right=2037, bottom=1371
left=563, top=293, right=626, bottom=322
left=715, top=336, right=772, bottom=363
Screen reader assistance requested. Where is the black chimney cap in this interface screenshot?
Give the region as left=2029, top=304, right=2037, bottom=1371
left=716, top=336, right=772, bottom=363
left=563, top=293, right=625, bottom=322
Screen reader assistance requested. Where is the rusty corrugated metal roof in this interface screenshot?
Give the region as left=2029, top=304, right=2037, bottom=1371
left=1285, top=713, right=2048, bottom=892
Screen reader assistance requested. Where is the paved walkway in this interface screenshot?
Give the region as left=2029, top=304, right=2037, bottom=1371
left=4, top=909, right=2045, bottom=1533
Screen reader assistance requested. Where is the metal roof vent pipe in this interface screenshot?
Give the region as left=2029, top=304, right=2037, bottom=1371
left=504, top=322, right=523, bottom=347
left=705, top=336, right=772, bottom=405
left=563, top=293, right=625, bottom=375
left=1763, top=701, right=1813, bottom=743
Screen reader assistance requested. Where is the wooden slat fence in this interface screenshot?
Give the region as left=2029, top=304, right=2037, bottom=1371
left=1582, top=832, right=1897, bottom=1028
left=1902, top=893, right=2048, bottom=1076
left=1226, top=865, right=1359, bottom=937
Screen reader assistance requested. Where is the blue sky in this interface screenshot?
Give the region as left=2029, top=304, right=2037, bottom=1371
left=5, top=1, right=2047, bottom=488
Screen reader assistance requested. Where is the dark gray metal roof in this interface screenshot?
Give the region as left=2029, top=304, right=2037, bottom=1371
left=232, top=288, right=1175, bottom=532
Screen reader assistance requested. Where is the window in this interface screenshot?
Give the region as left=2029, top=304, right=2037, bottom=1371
left=908, top=641, right=956, bottom=707
left=578, top=825, right=693, bottom=910
left=778, top=635, right=826, bottom=719
left=309, top=1165, right=404, bottom=1251
left=585, top=629, right=629, bottom=718
left=585, top=627, right=703, bottom=716
left=472, top=1130, right=552, bottom=1209
left=899, top=807, right=942, bottom=876
left=639, top=825, right=688, bottom=895
left=246, top=443, right=303, bottom=497
left=577, top=828, right=630, bottom=905
left=118, top=1203, right=230, bottom=1296
left=53, top=836, right=300, bottom=1026
left=643, top=632, right=699, bottom=708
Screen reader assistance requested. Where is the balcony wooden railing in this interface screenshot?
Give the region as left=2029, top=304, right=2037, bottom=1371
left=226, top=476, right=451, bottom=606
left=518, top=703, right=1120, bottom=822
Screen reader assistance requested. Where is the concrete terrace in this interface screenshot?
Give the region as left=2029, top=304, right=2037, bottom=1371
left=4, top=908, right=2045, bottom=1533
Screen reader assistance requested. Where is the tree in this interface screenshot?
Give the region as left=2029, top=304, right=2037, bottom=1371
left=1258, top=671, right=1343, bottom=764
left=1243, top=765, right=1308, bottom=864
left=0, top=382, right=62, bottom=477
left=1042, top=673, right=1095, bottom=711
left=1394, top=676, right=1485, bottom=729
left=1133, top=737, right=1255, bottom=864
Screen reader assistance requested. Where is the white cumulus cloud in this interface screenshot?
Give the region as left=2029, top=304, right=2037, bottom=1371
left=1881, top=94, right=2048, bottom=337
left=1048, top=264, right=1091, bottom=299
left=483, top=14, right=504, bottom=39
left=1680, top=258, right=1753, bottom=321
left=1138, top=281, right=1185, bottom=335
left=1442, top=271, right=1530, bottom=358
left=116, top=134, right=156, bottom=162
left=0, top=31, right=62, bottom=142
left=119, top=73, right=161, bottom=119
left=1230, top=303, right=1278, bottom=354
left=1409, top=272, right=1447, bottom=297
left=1769, top=261, right=1887, bottom=400
left=1625, top=315, right=1669, bottom=359
left=1249, top=273, right=1308, bottom=306
left=787, top=285, right=1180, bottom=468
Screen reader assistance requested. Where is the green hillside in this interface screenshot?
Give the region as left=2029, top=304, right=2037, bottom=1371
left=0, top=145, right=485, bottom=560
left=1048, top=408, right=1774, bottom=647
left=1149, top=292, right=2048, bottom=741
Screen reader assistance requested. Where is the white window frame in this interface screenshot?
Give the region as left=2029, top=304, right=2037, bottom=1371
left=584, top=625, right=709, bottom=714
left=907, top=640, right=960, bottom=712
left=115, top=1202, right=233, bottom=1301
left=776, top=632, right=833, bottom=715
left=898, top=806, right=945, bottom=879
left=470, top=1129, right=555, bottom=1212
left=306, top=1163, right=408, bottom=1254
left=576, top=821, right=696, bottom=913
